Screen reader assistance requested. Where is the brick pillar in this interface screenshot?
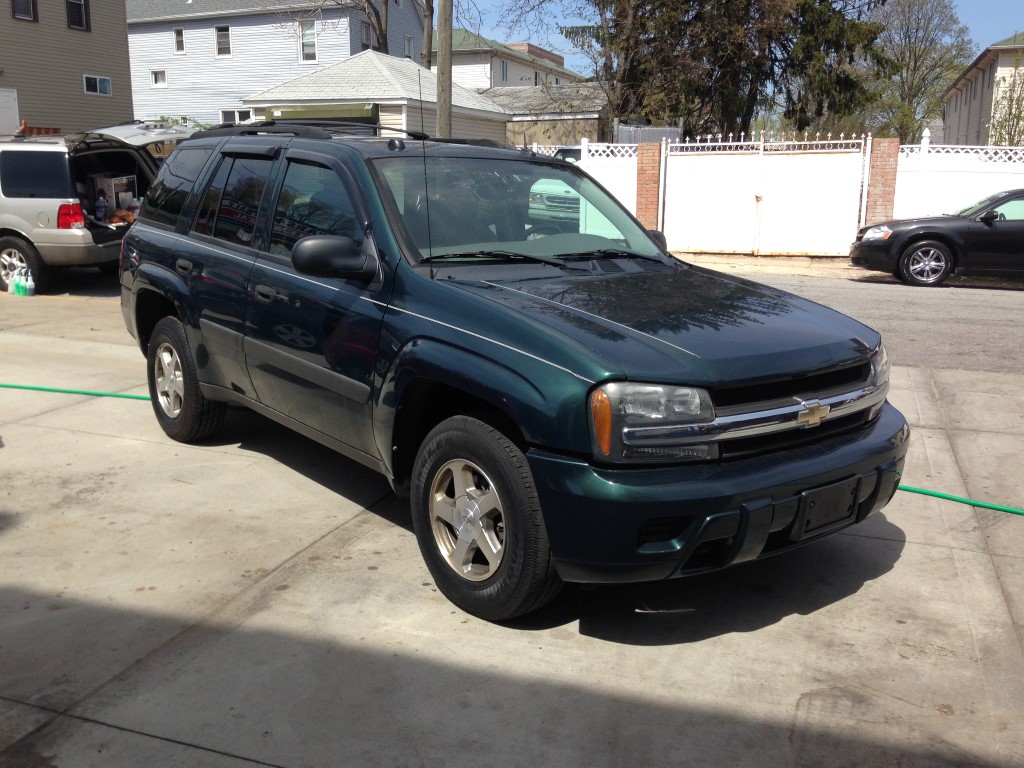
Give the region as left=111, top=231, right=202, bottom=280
left=635, top=142, right=662, bottom=229
left=865, top=138, right=900, bottom=225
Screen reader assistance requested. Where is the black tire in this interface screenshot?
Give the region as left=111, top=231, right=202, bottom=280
left=410, top=415, right=562, bottom=620
left=898, top=240, right=952, bottom=286
left=0, top=235, right=48, bottom=293
left=146, top=317, right=225, bottom=442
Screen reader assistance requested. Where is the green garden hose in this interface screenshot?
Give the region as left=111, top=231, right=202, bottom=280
left=2, top=381, right=1023, bottom=515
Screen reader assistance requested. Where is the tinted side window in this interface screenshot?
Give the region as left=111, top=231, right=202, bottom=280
left=211, top=156, right=274, bottom=247
left=269, top=161, right=361, bottom=255
left=192, top=156, right=231, bottom=237
left=139, top=147, right=212, bottom=227
left=0, top=151, right=72, bottom=198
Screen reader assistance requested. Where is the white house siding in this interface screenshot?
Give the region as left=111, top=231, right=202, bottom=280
left=130, top=5, right=424, bottom=126
left=944, top=51, right=1024, bottom=145
left=403, top=105, right=507, bottom=143
left=451, top=57, right=494, bottom=89
left=384, top=1, right=426, bottom=63
left=502, top=59, right=543, bottom=87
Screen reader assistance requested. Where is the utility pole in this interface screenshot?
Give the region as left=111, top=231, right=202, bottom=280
left=436, top=0, right=452, bottom=138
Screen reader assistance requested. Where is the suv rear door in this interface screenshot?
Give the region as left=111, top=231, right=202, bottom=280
left=242, top=148, right=388, bottom=460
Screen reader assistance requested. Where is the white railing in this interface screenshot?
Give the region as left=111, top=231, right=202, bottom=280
left=897, top=128, right=1024, bottom=162
left=669, top=132, right=866, bottom=155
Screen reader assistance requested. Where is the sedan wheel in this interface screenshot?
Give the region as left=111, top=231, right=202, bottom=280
left=899, top=241, right=952, bottom=286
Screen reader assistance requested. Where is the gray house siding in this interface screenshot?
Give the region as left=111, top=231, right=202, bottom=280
left=0, top=2, right=133, bottom=133
left=129, top=3, right=425, bottom=126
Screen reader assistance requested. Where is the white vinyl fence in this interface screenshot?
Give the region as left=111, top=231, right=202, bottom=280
left=661, top=135, right=869, bottom=256
left=532, top=138, right=638, bottom=213
left=894, top=136, right=1024, bottom=219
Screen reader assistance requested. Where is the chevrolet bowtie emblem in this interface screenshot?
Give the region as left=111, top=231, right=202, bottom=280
left=797, top=400, right=831, bottom=427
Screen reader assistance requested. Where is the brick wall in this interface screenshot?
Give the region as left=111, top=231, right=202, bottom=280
left=636, top=142, right=662, bottom=229
left=865, top=138, right=900, bottom=225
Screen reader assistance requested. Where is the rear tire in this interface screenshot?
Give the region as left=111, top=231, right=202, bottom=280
left=0, top=235, right=48, bottom=293
left=146, top=317, right=225, bottom=442
left=899, top=240, right=952, bottom=286
left=411, top=415, right=562, bottom=620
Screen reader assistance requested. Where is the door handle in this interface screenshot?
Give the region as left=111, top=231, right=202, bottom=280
left=175, top=258, right=193, bottom=276
left=253, top=285, right=277, bottom=304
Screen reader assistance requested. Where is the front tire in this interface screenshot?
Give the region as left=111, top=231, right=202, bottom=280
left=146, top=317, right=225, bottom=442
left=899, top=240, right=952, bottom=286
left=0, top=235, right=47, bottom=293
left=411, top=415, right=561, bottom=620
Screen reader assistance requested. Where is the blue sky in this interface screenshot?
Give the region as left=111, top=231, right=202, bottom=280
left=476, top=1, right=1024, bottom=78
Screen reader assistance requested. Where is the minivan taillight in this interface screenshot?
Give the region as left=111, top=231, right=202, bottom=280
left=57, top=203, right=86, bottom=230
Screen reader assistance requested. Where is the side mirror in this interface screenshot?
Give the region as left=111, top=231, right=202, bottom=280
left=647, top=229, right=668, bottom=250
left=979, top=209, right=999, bottom=224
left=292, top=235, right=377, bottom=281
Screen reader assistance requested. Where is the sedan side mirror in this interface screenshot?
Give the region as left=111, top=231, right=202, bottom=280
left=292, top=235, right=377, bottom=282
left=979, top=209, right=999, bottom=224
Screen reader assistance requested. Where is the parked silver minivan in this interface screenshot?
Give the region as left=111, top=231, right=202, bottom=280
left=0, top=122, right=192, bottom=293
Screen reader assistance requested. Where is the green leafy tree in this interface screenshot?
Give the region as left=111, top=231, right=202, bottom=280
left=990, top=52, right=1024, bottom=146
left=865, top=0, right=974, bottom=142
left=504, top=0, right=886, bottom=135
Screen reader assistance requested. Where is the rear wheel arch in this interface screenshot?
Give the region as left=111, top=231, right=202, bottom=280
left=134, top=288, right=182, bottom=353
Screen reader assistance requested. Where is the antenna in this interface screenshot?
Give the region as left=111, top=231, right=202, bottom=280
left=418, top=70, right=434, bottom=279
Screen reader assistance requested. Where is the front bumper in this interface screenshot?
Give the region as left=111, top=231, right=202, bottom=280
left=528, top=402, right=909, bottom=583
left=849, top=239, right=897, bottom=273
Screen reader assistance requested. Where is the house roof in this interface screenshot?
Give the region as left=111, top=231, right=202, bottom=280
left=479, top=83, right=607, bottom=116
left=243, top=49, right=508, bottom=116
left=944, top=33, right=1024, bottom=99
left=126, top=1, right=313, bottom=23
left=432, top=28, right=581, bottom=80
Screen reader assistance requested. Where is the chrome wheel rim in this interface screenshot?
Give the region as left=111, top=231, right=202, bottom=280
left=153, top=342, right=185, bottom=418
left=0, top=247, right=27, bottom=285
left=907, top=247, right=947, bottom=283
left=428, top=458, right=505, bottom=581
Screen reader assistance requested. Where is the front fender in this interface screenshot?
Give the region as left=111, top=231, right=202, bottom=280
left=373, top=337, right=594, bottom=478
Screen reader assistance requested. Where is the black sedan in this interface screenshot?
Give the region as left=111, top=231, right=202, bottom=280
left=850, top=189, right=1024, bottom=286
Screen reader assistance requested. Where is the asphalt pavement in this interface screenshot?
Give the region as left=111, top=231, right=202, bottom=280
left=1, top=264, right=1023, bottom=767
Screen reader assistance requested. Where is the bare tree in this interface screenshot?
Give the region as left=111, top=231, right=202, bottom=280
left=990, top=51, right=1024, bottom=146
left=275, top=1, right=393, bottom=53
left=867, top=0, right=974, bottom=142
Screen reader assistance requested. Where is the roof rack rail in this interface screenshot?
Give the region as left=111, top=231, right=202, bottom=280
left=192, top=120, right=433, bottom=142
left=430, top=138, right=508, bottom=149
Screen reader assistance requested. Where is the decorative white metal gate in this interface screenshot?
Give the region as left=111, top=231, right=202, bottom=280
left=660, top=134, right=871, bottom=256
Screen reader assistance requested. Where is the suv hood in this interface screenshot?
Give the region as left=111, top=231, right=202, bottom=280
left=454, top=265, right=879, bottom=385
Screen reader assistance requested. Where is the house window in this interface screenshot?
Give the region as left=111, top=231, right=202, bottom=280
left=361, top=21, right=375, bottom=51
left=83, top=74, right=111, bottom=96
left=405, top=34, right=413, bottom=59
left=500, top=60, right=508, bottom=82
left=299, top=21, right=316, bottom=62
left=534, top=71, right=540, bottom=86
left=12, top=0, right=37, bottom=21
left=555, top=77, right=560, bottom=85
left=66, top=0, right=89, bottom=30
left=151, top=70, right=167, bottom=88
left=215, top=25, right=231, bottom=56
left=173, top=28, right=185, bottom=53
left=220, top=109, right=252, bottom=124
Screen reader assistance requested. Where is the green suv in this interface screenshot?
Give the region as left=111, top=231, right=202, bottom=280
left=120, top=122, right=909, bottom=620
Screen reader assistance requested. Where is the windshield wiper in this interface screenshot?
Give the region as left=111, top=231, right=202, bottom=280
left=419, top=250, right=567, bottom=268
left=552, top=248, right=667, bottom=264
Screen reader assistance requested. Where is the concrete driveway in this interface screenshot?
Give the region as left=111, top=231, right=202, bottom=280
left=1, top=272, right=1023, bottom=767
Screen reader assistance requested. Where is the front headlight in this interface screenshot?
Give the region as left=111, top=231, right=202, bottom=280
left=589, top=382, right=716, bottom=463
left=861, top=225, right=892, bottom=241
left=868, top=342, right=890, bottom=388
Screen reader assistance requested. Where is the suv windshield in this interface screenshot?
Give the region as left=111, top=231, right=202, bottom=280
left=373, top=155, right=662, bottom=263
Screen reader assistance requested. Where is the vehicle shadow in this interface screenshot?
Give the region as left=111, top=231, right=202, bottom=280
left=513, top=515, right=905, bottom=644
left=43, top=266, right=120, bottom=299
left=848, top=273, right=1024, bottom=291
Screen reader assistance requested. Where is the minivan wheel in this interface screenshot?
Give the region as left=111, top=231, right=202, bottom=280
left=899, top=240, right=952, bottom=286
left=146, top=317, right=225, bottom=442
left=410, top=415, right=562, bottom=620
left=0, top=236, right=47, bottom=293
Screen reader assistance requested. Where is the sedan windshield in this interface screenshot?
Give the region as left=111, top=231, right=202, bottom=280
left=373, top=154, right=663, bottom=263
left=954, top=192, right=1010, bottom=217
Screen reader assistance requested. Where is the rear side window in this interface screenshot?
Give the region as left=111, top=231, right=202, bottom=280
left=139, top=146, right=212, bottom=227
left=190, top=155, right=273, bottom=247
left=0, top=151, right=72, bottom=198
